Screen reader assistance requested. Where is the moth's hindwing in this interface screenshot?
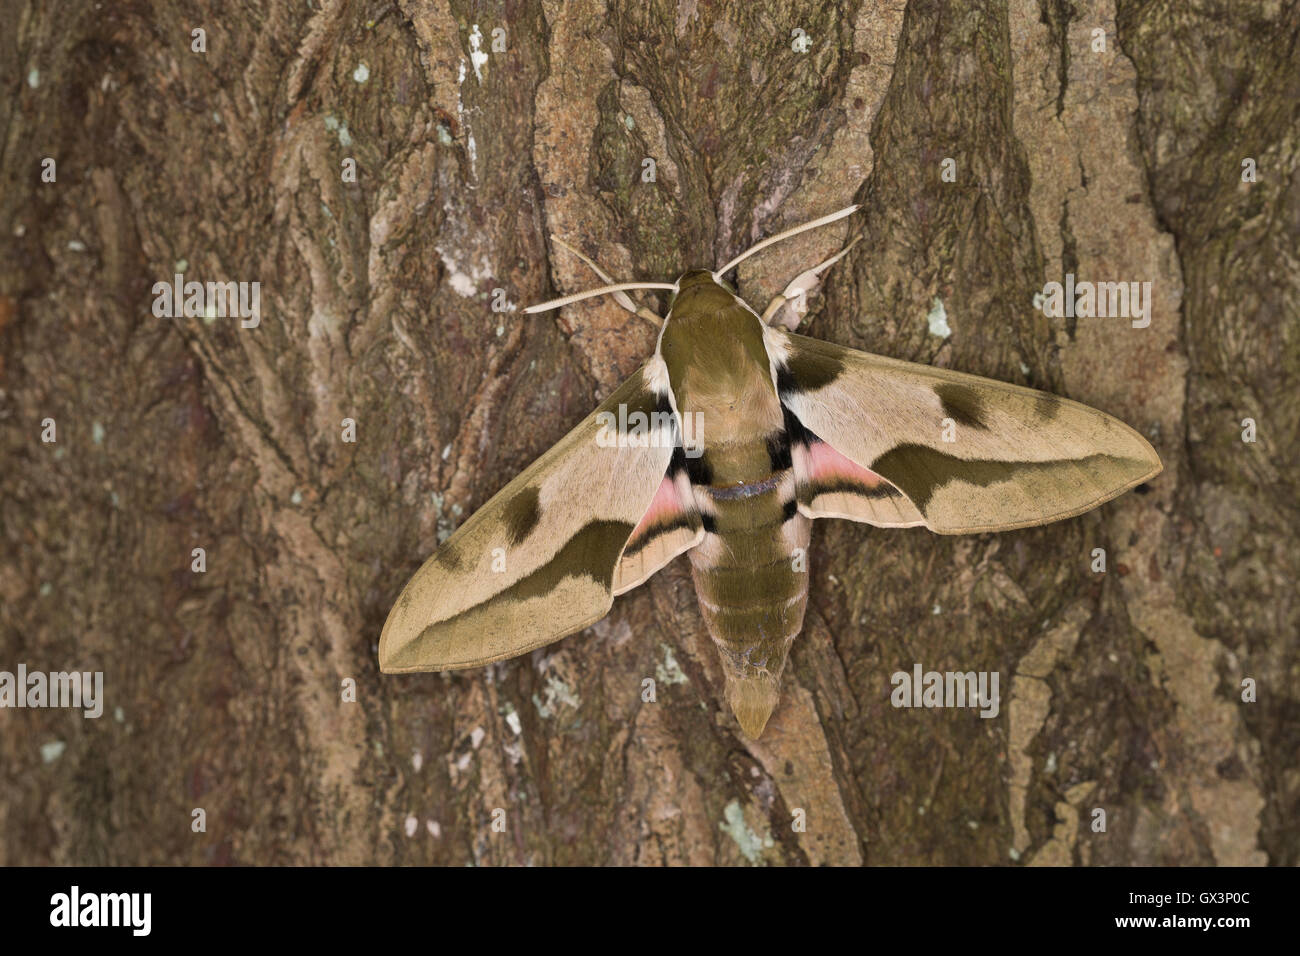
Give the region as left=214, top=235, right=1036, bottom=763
left=770, top=331, right=1162, bottom=534
left=380, top=365, right=701, bottom=673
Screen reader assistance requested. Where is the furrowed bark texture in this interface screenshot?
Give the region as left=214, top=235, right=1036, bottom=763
left=1, top=0, right=1294, bottom=865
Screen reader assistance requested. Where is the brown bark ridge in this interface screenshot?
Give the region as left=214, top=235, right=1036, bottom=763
left=0, top=0, right=1295, bottom=865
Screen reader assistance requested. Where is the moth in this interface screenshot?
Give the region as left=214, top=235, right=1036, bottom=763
left=380, top=206, right=1162, bottom=737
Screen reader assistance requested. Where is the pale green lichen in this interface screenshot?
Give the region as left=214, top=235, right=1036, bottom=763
left=533, top=673, right=581, bottom=718
left=323, top=114, right=353, bottom=147
left=719, top=799, right=773, bottom=864
left=926, top=297, right=951, bottom=337
left=500, top=701, right=522, bottom=735
left=655, top=644, right=689, bottom=686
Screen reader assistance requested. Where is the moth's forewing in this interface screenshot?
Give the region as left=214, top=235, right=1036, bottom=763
left=772, top=332, right=1161, bottom=533
left=379, top=366, right=697, bottom=673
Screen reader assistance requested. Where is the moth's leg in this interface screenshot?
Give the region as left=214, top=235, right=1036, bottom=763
left=550, top=236, right=664, bottom=329
left=760, top=235, right=862, bottom=330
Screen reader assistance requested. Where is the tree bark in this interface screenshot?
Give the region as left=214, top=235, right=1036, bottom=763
left=1, top=0, right=1294, bottom=865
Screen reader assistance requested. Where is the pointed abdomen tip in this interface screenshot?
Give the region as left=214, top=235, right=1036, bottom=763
left=727, top=676, right=781, bottom=738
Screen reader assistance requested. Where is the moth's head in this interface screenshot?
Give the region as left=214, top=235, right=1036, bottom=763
left=675, top=269, right=730, bottom=291
left=666, top=269, right=738, bottom=318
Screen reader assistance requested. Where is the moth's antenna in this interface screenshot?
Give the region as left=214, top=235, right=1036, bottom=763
left=549, top=237, right=625, bottom=291
left=547, top=236, right=665, bottom=328
left=524, top=282, right=677, bottom=315
left=714, top=204, right=860, bottom=280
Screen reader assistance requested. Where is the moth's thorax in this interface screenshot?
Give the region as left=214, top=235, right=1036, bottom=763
left=659, top=272, right=782, bottom=448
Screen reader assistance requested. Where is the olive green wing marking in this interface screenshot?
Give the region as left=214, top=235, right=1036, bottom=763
left=771, top=331, right=1162, bottom=534
left=380, top=365, right=689, bottom=673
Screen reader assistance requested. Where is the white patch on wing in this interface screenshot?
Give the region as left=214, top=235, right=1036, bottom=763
left=778, top=469, right=797, bottom=499
left=643, top=354, right=672, bottom=397
left=762, top=323, right=793, bottom=393
left=671, top=466, right=695, bottom=505
left=692, top=489, right=719, bottom=517
left=762, top=323, right=793, bottom=364
left=643, top=352, right=691, bottom=459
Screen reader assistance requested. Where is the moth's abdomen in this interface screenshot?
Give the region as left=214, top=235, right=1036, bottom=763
left=688, top=474, right=811, bottom=737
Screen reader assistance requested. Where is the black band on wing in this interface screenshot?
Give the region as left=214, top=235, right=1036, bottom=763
left=623, top=515, right=700, bottom=560
left=802, top=479, right=903, bottom=501
left=779, top=400, right=821, bottom=446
